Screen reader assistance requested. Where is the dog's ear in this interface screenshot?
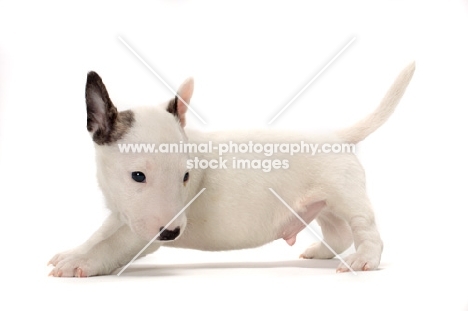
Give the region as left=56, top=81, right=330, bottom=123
left=85, top=72, right=121, bottom=145
left=167, top=77, right=194, bottom=127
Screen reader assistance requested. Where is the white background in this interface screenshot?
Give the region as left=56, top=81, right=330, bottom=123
left=1, top=0, right=468, bottom=310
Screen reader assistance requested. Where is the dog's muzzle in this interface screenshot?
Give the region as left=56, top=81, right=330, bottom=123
left=158, top=226, right=181, bottom=241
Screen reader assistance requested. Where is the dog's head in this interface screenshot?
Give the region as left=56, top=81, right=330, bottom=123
left=85, top=72, right=194, bottom=242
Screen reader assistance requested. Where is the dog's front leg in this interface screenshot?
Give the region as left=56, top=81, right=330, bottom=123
left=48, top=213, right=160, bottom=277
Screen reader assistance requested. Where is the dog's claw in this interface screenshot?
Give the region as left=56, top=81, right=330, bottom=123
left=336, top=266, right=353, bottom=273
left=75, top=268, right=85, bottom=278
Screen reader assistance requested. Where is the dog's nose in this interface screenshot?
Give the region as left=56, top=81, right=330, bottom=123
left=158, top=226, right=181, bottom=241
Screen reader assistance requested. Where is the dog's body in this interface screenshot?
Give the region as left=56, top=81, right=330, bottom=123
left=49, top=63, right=415, bottom=277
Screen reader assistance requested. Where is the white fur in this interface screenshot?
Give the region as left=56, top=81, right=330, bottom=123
left=49, top=62, right=415, bottom=277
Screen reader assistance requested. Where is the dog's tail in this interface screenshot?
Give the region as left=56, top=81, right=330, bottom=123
left=336, top=62, right=415, bottom=144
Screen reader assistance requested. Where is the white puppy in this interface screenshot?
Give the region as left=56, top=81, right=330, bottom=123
left=49, top=63, right=415, bottom=277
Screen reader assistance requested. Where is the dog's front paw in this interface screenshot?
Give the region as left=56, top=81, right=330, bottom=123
left=336, top=252, right=380, bottom=273
left=48, top=251, right=110, bottom=277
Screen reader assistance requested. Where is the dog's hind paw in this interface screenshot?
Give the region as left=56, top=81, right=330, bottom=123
left=336, top=253, right=380, bottom=273
left=300, top=242, right=336, bottom=259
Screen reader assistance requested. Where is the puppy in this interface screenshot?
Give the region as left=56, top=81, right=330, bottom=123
left=49, top=63, right=415, bottom=277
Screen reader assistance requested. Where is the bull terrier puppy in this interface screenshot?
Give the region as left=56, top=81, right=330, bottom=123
left=49, top=62, right=415, bottom=277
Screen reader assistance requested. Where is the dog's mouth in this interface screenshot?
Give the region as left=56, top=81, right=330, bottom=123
left=121, top=211, right=186, bottom=242
left=157, top=226, right=181, bottom=241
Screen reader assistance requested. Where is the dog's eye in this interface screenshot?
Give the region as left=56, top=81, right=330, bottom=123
left=183, top=172, right=190, bottom=183
left=131, top=171, right=146, bottom=183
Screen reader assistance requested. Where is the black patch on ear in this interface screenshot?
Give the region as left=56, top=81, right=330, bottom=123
left=167, top=95, right=179, bottom=118
left=96, top=109, right=134, bottom=145
left=85, top=71, right=135, bottom=145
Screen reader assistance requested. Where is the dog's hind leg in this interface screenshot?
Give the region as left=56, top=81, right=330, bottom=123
left=300, top=210, right=353, bottom=260
left=48, top=213, right=160, bottom=277
left=327, top=192, right=383, bottom=272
